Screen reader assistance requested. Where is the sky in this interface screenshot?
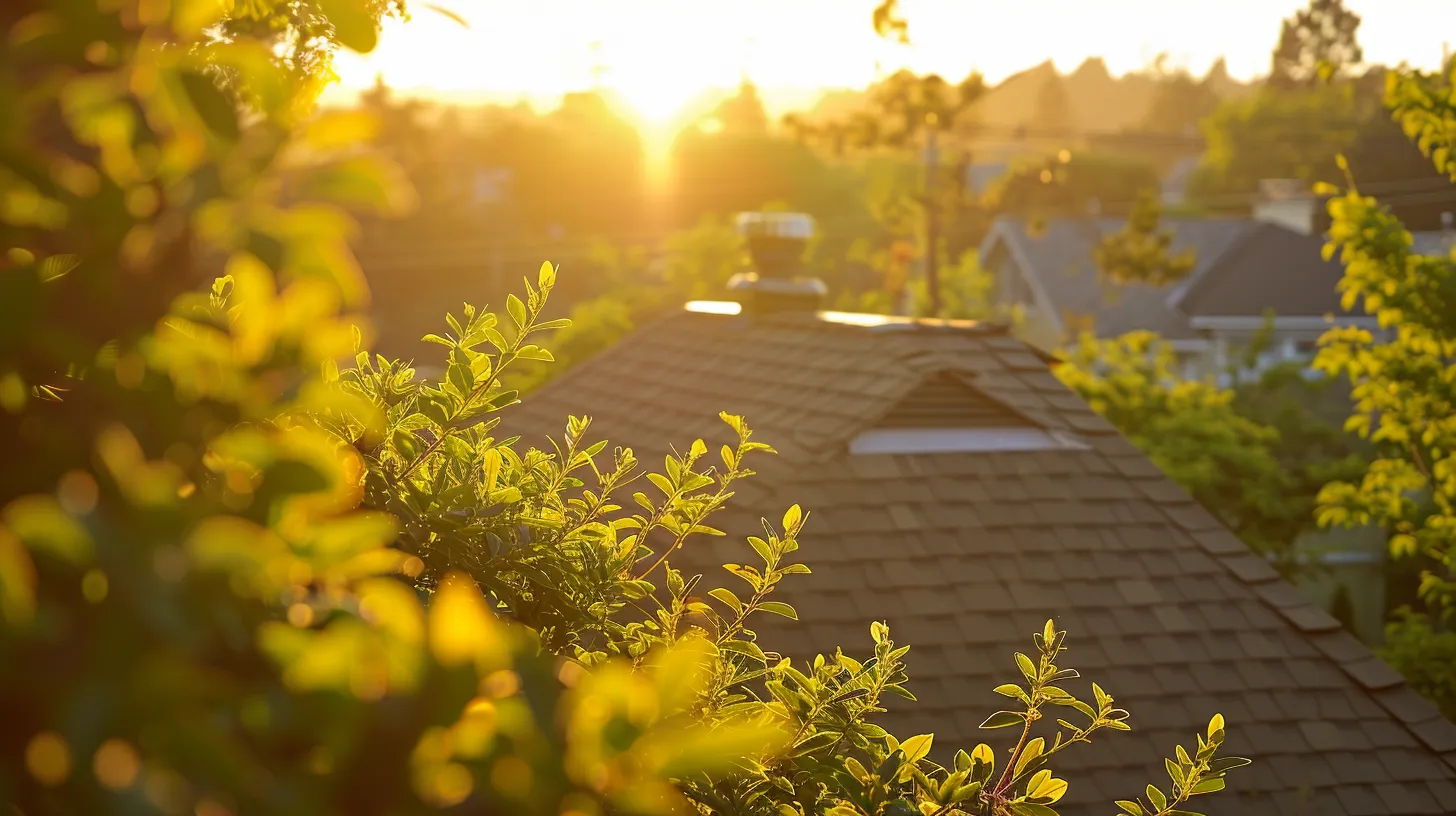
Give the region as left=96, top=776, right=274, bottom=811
left=329, top=0, right=1456, bottom=121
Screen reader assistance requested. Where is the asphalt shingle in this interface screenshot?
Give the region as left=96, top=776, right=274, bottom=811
left=508, top=305, right=1455, bottom=816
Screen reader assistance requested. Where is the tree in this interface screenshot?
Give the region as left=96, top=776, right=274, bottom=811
left=1342, top=74, right=1456, bottom=232
left=1141, top=55, right=1222, bottom=136
left=1029, top=73, right=1076, bottom=136
left=1187, top=84, right=1362, bottom=208
left=1314, top=62, right=1456, bottom=713
left=715, top=80, right=771, bottom=136
left=1270, top=0, right=1364, bottom=89
left=784, top=68, right=986, bottom=314
left=1093, top=190, right=1196, bottom=287
left=986, top=151, right=1161, bottom=220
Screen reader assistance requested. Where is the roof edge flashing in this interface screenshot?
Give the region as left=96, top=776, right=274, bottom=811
left=685, top=300, right=743, bottom=315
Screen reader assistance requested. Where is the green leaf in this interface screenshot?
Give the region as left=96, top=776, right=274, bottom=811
left=748, top=536, right=773, bottom=565
left=1207, top=757, right=1251, bottom=773
left=515, top=345, right=554, bottom=362
left=883, top=684, right=917, bottom=701
left=1190, top=777, right=1225, bottom=794
left=537, top=260, right=556, bottom=289
left=1009, top=803, right=1059, bottom=816
left=979, top=711, right=1023, bottom=729
left=1146, top=784, right=1167, bottom=811
left=418, top=394, right=452, bottom=428
left=392, top=428, right=420, bottom=460
left=1115, top=801, right=1144, bottom=816
left=319, top=0, right=380, bottom=52
left=899, top=733, right=934, bottom=765
left=708, top=587, right=742, bottom=615
left=994, top=683, right=1028, bottom=701
left=1206, top=713, right=1224, bottom=740
left=178, top=70, right=239, bottom=142
left=756, top=601, right=797, bottom=620
left=790, top=731, right=840, bottom=757
left=507, top=294, right=527, bottom=330
left=1015, top=651, right=1038, bottom=682
left=447, top=363, right=473, bottom=396
left=1162, top=751, right=1182, bottom=776
left=719, top=639, right=767, bottom=662
left=1030, top=774, right=1067, bottom=804
left=1014, top=737, right=1044, bottom=778
left=782, top=504, right=802, bottom=531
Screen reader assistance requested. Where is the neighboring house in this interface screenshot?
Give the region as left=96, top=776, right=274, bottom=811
left=978, top=211, right=1376, bottom=383
left=978, top=197, right=1455, bottom=645
left=507, top=216, right=1456, bottom=816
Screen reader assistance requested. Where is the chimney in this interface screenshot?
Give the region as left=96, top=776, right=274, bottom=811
left=1252, top=178, right=1330, bottom=235
left=727, top=211, right=827, bottom=314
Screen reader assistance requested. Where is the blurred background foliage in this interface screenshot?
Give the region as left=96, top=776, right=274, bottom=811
left=0, top=2, right=1251, bottom=816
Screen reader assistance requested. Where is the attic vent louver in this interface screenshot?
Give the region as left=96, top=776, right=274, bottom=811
left=849, top=373, right=1087, bottom=455
left=873, top=374, right=1030, bottom=429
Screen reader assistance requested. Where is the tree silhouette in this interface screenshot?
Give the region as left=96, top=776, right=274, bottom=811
left=715, top=80, right=770, bottom=135
left=1270, top=0, right=1363, bottom=88
left=1141, top=55, right=1222, bottom=136
left=1030, top=73, right=1075, bottom=135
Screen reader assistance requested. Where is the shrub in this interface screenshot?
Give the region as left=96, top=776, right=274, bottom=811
left=0, top=1, right=1247, bottom=815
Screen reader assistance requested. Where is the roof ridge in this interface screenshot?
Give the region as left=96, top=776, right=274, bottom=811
left=1153, top=498, right=1456, bottom=772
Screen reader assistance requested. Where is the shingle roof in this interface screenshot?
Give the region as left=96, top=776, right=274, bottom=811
left=984, top=217, right=1255, bottom=339
left=1170, top=223, right=1365, bottom=320
left=983, top=216, right=1368, bottom=337
left=505, top=306, right=1456, bottom=816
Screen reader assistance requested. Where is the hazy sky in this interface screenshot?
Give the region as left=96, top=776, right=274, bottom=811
left=331, top=0, right=1456, bottom=119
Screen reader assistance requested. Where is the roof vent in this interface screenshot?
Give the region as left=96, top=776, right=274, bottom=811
left=874, top=373, right=1029, bottom=428
left=850, top=373, right=1088, bottom=455
left=728, top=211, right=827, bottom=314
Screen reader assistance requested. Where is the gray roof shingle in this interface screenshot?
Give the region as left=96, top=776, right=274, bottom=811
left=983, top=216, right=1370, bottom=337
left=506, top=306, right=1456, bottom=816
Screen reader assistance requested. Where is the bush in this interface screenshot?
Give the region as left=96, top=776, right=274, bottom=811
left=0, top=2, right=1247, bottom=815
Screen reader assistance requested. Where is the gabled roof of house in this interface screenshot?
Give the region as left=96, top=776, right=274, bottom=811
left=506, top=304, right=1456, bottom=816
left=981, top=216, right=1367, bottom=340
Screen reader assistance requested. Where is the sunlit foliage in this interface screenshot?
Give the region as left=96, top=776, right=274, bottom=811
left=0, top=2, right=1247, bottom=815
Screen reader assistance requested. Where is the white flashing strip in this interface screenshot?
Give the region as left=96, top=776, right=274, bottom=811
left=849, top=427, right=1089, bottom=455
left=685, top=300, right=743, bottom=315
left=1187, top=315, right=1380, bottom=331
left=816, top=310, right=904, bottom=327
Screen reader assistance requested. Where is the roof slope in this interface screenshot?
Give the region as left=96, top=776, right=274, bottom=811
left=1170, top=223, right=1364, bottom=319
left=984, top=217, right=1370, bottom=337
left=984, top=217, right=1255, bottom=339
left=504, top=307, right=1456, bottom=816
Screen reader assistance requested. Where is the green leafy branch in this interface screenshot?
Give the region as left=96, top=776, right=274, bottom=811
left=1113, top=715, right=1250, bottom=816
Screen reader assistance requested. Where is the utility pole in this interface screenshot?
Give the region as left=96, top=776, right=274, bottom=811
left=922, top=113, right=941, bottom=317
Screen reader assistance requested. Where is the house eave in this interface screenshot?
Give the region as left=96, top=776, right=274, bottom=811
left=1187, top=315, right=1379, bottom=332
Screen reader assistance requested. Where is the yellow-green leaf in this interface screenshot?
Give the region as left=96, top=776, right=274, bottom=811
left=757, top=601, right=797, bottom=620
left=320, top=0, right=380, bottom=52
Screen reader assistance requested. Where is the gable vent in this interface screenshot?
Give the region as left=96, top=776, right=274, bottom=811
left=850, top=373, right=1087, bottom=455
left=873, top=374, right=1032, bottom=429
